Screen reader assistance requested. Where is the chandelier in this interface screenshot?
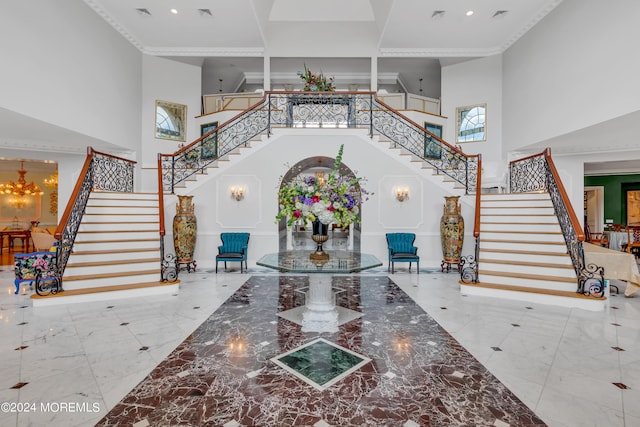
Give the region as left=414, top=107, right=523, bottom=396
left=0, top=161, right=44, bottom=197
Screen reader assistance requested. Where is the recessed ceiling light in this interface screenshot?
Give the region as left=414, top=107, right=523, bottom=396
left=170, top=8, right=178, bottom=14
left=466, top=10, right=474, bottom=16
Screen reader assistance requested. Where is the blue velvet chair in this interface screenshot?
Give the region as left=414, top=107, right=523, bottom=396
left=386, top=233, right=420, bottom=274
left=216, top=233, right=250, bottom=273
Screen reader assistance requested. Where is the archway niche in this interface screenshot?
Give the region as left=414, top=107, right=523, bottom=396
left=277, top=156, right=362, bottom=252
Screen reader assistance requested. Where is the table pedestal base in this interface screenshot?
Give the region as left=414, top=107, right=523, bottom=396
left=278, top=275, right=362, bottom=333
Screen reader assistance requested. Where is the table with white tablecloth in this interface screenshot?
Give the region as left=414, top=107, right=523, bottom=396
left=584, top=242, right=640, bottom=297
left=604, top=231, right=628, bottom=251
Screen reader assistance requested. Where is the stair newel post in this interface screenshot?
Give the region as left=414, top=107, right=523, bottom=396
left=267, top=92, right=272, bottom=136
left=369, top=93, right=373, bottom=138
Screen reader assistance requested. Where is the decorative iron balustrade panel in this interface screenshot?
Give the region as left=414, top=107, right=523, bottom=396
left=370, top=103, right=477, bottom=193
left=268, top=93, right=358, bottom=128
left=161, top=108, right=270, bottom=192
left=160, top=238, right=178, bottom=282
left=58, top=163, right=94, bottom=277
left=544, top=162, right=600, bottom=294
left=510, top=155, right=547, bottom=193
left=160, top=92, right=474, bottom=194
left=92, top=153, right=134, bottom=192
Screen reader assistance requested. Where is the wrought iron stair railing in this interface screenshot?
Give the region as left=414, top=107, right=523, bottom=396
left=157, top=91, right=480, bottom=280
left=45, top=148, right=136, bottom=296
left=158, top=91, right=478, bottom=194
left=509, top=148, right=605, bottom=297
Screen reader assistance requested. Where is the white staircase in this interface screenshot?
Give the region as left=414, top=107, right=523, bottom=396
left=461, top=192, right=606, bottom=311
left=31, top=191, right=178, bottom=306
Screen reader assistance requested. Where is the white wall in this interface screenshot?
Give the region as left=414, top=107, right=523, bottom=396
left=441, top=55, right=503, bottom=165
left=503, top=0, right=640, bottom=151
left=162, top=131, right=475, bottom=269
left=140, top=56, right=203, bottom=191
left=0, top=1, right=142, bottom=152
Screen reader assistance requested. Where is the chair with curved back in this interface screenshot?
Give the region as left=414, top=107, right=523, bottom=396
left=216, top=232, right=250, bottom=273
left=386, top=233, right=420, bottom=274
left=585, top=224, right=609, bottom=248
left=624, top=227, right=640, bottom=258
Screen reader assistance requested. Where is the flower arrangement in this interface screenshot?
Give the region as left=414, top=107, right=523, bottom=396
left=298, top=64, right=335, bottom=92
left=276, top=145, right=369, bottom=228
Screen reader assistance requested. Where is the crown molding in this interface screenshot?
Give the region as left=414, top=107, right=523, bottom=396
left=378, top=47, right=501, bottom=58
left=499, top=0, right=564, bottom=52
left=83, top=0, right=145, bottom=52
left=143, top=47, right=264, bottom=57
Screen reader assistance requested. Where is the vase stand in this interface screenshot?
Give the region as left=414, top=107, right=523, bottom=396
left=178, top=259, right=197, bottom=273
left=441, top=259, right=460, bottom=273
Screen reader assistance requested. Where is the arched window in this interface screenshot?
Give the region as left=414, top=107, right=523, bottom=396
left=456, top=104, right=486, bottom=143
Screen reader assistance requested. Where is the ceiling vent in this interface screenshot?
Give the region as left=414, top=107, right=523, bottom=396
left=136, top=8, right=151, bottom=17
left=492, top=10, right=509, bottom=19
left=198, top=9, right=213, bottom=17
left=431, top=10, right=446, bottom=20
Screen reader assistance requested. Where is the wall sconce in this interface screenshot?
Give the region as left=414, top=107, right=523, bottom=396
left=230, top=185, right=245, bottom=201
left=395, top=186, right=409, bottom=202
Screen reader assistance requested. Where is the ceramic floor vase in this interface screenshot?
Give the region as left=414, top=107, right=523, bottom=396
left=173, top=195, right=197, bottom=265
left=440, top=196, right=464, bottom=264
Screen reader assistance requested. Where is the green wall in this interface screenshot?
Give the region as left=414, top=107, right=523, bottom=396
left=584, top=174, right=640, bottom=225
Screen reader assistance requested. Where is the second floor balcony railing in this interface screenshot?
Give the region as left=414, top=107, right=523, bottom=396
left=159, top=92, right=477, bottom=196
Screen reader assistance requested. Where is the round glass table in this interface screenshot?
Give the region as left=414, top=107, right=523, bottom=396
left=256, top=251, right=383, bottom=333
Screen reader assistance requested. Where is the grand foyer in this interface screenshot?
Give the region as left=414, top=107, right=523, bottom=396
left=2, top=0, right=640, bottom=426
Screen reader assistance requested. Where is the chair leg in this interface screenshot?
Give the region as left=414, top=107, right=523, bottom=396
left=240, top=261, right=243, bottom=274
left=417, top=261, right=419, bottom=274
left=409, top=262, right=412, bottom=272
left=391, top=262, right=395, bottom=274
left=216, top=261, right=218, bottom=274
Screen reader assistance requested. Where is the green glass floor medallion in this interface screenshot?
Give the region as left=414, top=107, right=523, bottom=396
left=271, top=338, right=371, bottom=391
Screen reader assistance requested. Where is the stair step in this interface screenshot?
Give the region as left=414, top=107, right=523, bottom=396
left=75, top=230, right=158, bottom=242
left=479, top=258, right=573, bottom=269
left=462, top=282, right=603, bottom=299
left=479, top=259, right=575, bottom=278
left=481, top=232, right=565, bottom=243
left=68, top=248, right=160, bottom=263
left=479, top=269, right=576, bottom=283
left=85, top=206, right=158, bottom=215
left=31, top=281, right=180, bottom=306
left=63, top=270, right=161, bottom=290
left=480, top=248, right=571, bottom=264
left=478, top=269, right=577, bottom=292
left=66, top=257, right=160, bottom=268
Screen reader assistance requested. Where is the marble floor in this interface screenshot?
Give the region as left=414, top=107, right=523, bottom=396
left=1, top=265, right=639, bottom=426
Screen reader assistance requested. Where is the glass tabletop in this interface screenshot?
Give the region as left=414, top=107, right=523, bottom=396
left=256, top=251, right=382, bottom=273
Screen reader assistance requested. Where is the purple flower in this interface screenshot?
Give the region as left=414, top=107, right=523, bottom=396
left=344, top=194, right=355, bottom=209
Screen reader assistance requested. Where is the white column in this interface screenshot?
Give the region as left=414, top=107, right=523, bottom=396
left=302, top=274, right=339, bottom=333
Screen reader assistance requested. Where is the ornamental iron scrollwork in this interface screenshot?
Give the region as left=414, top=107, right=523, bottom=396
left=510, top=150, right=603, bottom=297
left=161, top=93, right=476, bottom=195
left=92, top=153, right=135, bottom=192
left=460, top=238, right=480, bottom=284
left=577, top=263, right=605, bottom=297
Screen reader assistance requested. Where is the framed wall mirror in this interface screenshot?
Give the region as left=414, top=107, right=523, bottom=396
left=155, top=100, right=186, bottom=142
left=456, top=103, right=486, bottom=143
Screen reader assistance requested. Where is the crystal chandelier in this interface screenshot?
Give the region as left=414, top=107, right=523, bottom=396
left=0, top=161, right=44, bottom=197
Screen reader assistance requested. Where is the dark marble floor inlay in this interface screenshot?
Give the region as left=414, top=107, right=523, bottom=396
left=272, top=338, right=370, bottom=391
left=97, top=275, right=546, bottom=427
